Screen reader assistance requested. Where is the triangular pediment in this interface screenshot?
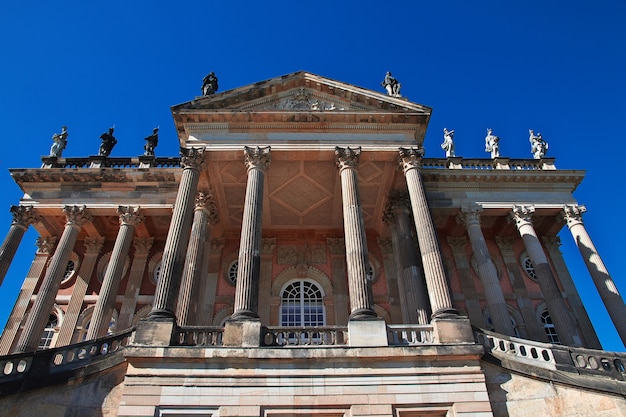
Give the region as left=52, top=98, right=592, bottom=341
left=172, top=71, right=431, bottom=114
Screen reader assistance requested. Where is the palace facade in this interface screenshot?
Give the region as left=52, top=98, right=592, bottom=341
left=0, top=72, right=625, bottom=416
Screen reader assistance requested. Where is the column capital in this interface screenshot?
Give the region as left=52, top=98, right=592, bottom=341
left=542, top=235, right=562, bottom=252
left=447, top=236, right=467, bottom=252
left=327, top=237, right=345, bottom=255
left=398, top=147, right=425, bottom=173
left=509, top=205, right=535, bottom=229
left=180, top=146, right=206, bottom=170
left=382, top=192, right=411, bottom=225
left=35, top=236, right=57, bottom=254
left=210, top=238, right=225, bottom=254
left=562, top=204, right=586, bottom=228
left=133, top=237, right=154, bottom=255
left=118, top=206, right=144, bottom=227
left=377, top=237, right=394, bottom=254
left=195, top=191, right=220, bottom=226
left=244, top=146, right=271, bottom=172
left=84, top=236, right=105, bottom=254
left=457, top=204, right=482, bottom=227
left=334, top=146, right=361, bottom=171
left=261, top=237, right=276, bottom=254
left=10, top=205, right=40, bottom=229
left=63, top=205, right=92, bottom=228
left=494, top=236, right=515, bottom=254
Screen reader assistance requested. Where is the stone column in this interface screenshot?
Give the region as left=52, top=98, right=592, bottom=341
left=458, top=205, right=514, bottom=336
left=0, top=237, right=56, bottom=355
left=56, top=236, right=105, bottom=346
left=383, top=193, right=430, bottom=324
left=398, top=147, right=456, bottom=318
left=149, top=147, right=205, bottom=320
left=510, top=205, right=579, bottom=346
left=563, top=204, right=626, bottom=346
left=117, top=237, right=153, bottom=330
left=335, top=146, right=376, bottom=320
left=377, top=237, right=403, bottom=323
left=196, top=238, right=224, bottom=326
left=494, top=236, right=544, bottom=341
left=259, top=238, right=276, bottom=325
left=87, top=207, right=143, bottom=340
left=231, top=146, right=271, bottom=321
left=447, top=236, right=485, bottom=328
left=543, top=235, right=601, bottom=349
left=16, top=206, right=91, bottom=353
left=176, top=192, right=219, bottom=326
left=327, top=238, right=349, bottom=325
left=0, top=206, right=40, bottom=287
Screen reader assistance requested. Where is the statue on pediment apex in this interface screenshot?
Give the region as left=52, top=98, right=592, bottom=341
left=202, top=72, right=218, bottom=96
left=485, top=128, right=500, bottom=158
left=49, top=125, right=68, bottom=157
left=441, top=128, right=455, bottom=157
left=381, top=71, right=401, bottom=97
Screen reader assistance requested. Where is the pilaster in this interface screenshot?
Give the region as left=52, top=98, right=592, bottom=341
left=327, top=237, right=349, bottom=325
left=117, top=237, right=153, bottom=330
left=447, top=236, right=484, bottom=328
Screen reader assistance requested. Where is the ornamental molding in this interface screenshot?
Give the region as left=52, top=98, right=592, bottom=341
left=118, top=206, right=144, bottom=227
left=63, top=205, right=92, bottom=227
left=457, top=204, right=483, bottom=227
left=398, top=147, right=425, bottom=172
left=509, top=205, right=535, bottom=228
left=36, top=236, right=57, bottom=254
left=334, top=146, right=361, bottom=170
left=562, top=204, right=586, bottom=227
left=244, top=146, right=271, bottom=171
left=195, top=191, right=220, bottom=227
left=180, top=147, right=206, bottom=170
left=10, top=205, right=40, bottom=228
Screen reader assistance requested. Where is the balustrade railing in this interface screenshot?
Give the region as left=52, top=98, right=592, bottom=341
left=41, top=156, right=181, bottom=169
left=475, top=328, right=556, bottom=369
left=176, top=326, right=224, bottom=346
left=262, top=326, right=348, bottom=347
left=387, top=325, right=434, bottom=345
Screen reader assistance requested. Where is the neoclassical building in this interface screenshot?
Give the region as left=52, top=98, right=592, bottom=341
left=0, top=72, right=625, bottom=416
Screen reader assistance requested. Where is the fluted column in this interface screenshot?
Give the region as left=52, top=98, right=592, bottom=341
left=335, top=147, right=376, bottom=320
left=398, top=147, right=456, bottom=318
left=176, top=191, right=219, bottom=326
left=150, top=147, right=205, bottom=320
left=0, top=237, right=56, bottom=355
left=447, top=237, right=484, bottom=326
left=231, top=146, right=271, bottom=320
left=383, top=193, right=430, bottom=324
left=328, top=238, right=349, bottom=325
left=563, top=204, right=626, bottom=346
left=510, top=205, right=579, bottom=346
left=87, top=207, right=143, bottom=340
left=56, top=237, right=105, bottom=346
left=117, top=237, right=153, bottom=330
left=16, top=206, right=91, bottom=352
left=0, top=206, right=40, bottom=287
left=458, top=205, right=514, bottom=335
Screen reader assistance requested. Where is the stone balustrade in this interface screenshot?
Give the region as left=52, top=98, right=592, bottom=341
left=176, top=326, right=224, bottom=346
left=41, top=156, right=181, bottom=169
left=475, top=327, right=556, bottom=369
left=263, top=326, right=348, bottom=346
left=387, top=324, right=434, bottom=345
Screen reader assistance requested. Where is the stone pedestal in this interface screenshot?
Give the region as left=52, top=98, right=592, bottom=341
left=133, top=318, right=177, bottom=346
left=348, top=319, right=388, bottom=347
left=433, top=316, right=474, bottom=344
left=222, top=320, right=262, bottom=347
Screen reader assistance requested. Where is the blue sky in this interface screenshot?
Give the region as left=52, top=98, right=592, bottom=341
left=1, top=1, right=625, bottom=350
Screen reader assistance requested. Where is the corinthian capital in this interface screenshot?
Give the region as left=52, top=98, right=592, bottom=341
left=180, top=147, right=206, bottom=170
left=562, top=204, right=586, bottom=228
left=509, top=205, right=535, bottom=229
left=63, top=205, right=92, bottom=227
left=195, top=191, right=220, bottom=226
left=10, top=205, right=40, bottom=228
left=84, top=236, right=105, bottom=254
left=133, top=237, right=154, bottom=255
left=118, top=206, right=144, bottom=227
left=244, top=146, right=271, bottom=171
left=334, top=146, right=361, bottom=170
left=36, top=236, right=57, bottom=254
left=457, top=204, right=482, bottom=227
left=398, top=147, right=425, bottom=172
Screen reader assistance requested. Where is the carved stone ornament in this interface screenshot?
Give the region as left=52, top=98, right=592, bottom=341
left=10, top=205, right=40, bottom=228
left=326, top=237, right=345, bottom=255
left=509, top=205, right=535, bottom=228
left=133, top=237, right=154, bottom=255
left=84, top=237, right=106, bottom=254
left=398, top=147, right=425, bottom=172
left=457, top=204, right=483, bottom=227
left=210, top=238, right=225, bottom=254
left=277, top=244, right=325, bottom=265
left=542, top=235, right=562, bottom=251
left=195, top=191, right=220, bottom=226
left=36, top=236, right=57, bottom=254
left=376, top=237, right=394, bottom=254
left=63, top=205, right=92, bottom=227
left=494, top=236, right=515, bottom=253
left=334, top=146, right=361, bottom=170
left=446, top=236, right=467, bottom=252
left=562, top=204, right=586, bottom=227
left=118, top=206, right=144, bottom=227
left=269, top=88, right=342, bottom=111
left=244, top=146, right=271, bottom=171
left=180, top=147, right=206, bottom=170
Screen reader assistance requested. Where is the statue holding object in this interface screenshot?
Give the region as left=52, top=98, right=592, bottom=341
left=441, top=128, right=455, bottom=157
left=99, top=127, right=117, bottom=157
left=49, top=126, right=68, bottom=157
left=381, top=71, right=401, bottom=97
left=144, top=127, right=159, bottom=156
left=485, top=128, right=500, bottom=158
left=201, top=72, right=219, bottom=96
left=529, top=129, right=548, bottom=159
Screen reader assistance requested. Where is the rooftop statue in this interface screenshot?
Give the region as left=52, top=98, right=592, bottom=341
left=201, top=72, right=219, bottom=96
left=441, top=128, right=455, bottom=157
left=529, top=129, right=549, bottom=159
left=381, top=71, right=401, bottom=97
left=98, top=127, right=117, bottom=157
left=485, top=128, right=500, bottom=158
left=49, top=126, right=68, bottom=158
left=143, top=127, right=159, bottom=156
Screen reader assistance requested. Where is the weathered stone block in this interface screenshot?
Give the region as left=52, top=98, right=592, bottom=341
left=223, top=320, right=261, bottom=347
left=433, top=316, right=474, bottom=344
left=348, top=319, right=388, bottom=347
left=132, top=318, right=176, bottom=346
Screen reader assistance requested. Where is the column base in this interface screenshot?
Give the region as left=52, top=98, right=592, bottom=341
left=133, top=317, right=177, bottom=346
left=348, top=308, right=379, bottom=321
left=432, top=316, right=474, bottom=344
left=348, top=319, right=388, bottom=347
left=431, top=307, right=459, bottom=320
left=223, top=318, right=262, bottom=347
left=147, top=308, right=176, bottom=321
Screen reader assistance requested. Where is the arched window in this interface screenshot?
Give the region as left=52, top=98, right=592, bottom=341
left=280, top=280, right=325, bottom=327
left=541, top=310, right=560, bottom=344
left=38, top=314, right=58, bottom=350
